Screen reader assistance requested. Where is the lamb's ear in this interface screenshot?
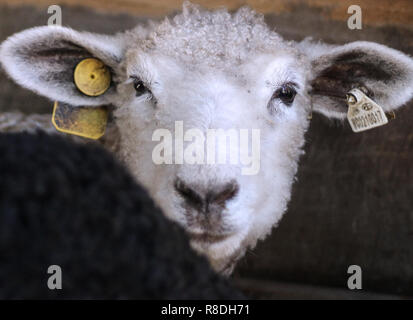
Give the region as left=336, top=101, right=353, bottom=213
left=301, top=40, right=413, bottom=119
left=0, top=26, right=124, bottom=106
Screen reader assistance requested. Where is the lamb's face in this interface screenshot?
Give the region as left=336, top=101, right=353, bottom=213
left=113, top=46, right=311, bottom=273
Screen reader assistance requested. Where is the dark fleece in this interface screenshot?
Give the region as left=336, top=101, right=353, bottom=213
left=0, top=132, right=243, bottom=299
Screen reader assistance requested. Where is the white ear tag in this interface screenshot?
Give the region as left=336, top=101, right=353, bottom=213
left=346, top=88, right=388, bottom=133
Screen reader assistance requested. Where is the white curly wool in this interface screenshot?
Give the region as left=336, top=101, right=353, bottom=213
left=126, top=4, right=287, bottom=67
left=1, top=2, right=413, bottom=275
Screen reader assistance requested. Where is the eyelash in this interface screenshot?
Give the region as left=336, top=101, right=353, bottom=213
left=130, top=76, right=152, bottom=97
left=270, top=83, right=298, bottom=106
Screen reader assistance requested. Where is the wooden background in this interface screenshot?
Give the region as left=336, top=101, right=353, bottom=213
left=1, top=0, right=412, bottom=298
left=1, top=0, right=413, bottom=27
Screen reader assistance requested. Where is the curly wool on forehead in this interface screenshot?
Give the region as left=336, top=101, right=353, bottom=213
left=124, top=3, right=293, bottom=68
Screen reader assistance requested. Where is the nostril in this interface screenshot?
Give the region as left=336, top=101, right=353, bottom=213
left=174, top=178, right=203, bottom=207
left=211, top=181, right=239, bottom=205
left=174, top=178, right=239, bottom=210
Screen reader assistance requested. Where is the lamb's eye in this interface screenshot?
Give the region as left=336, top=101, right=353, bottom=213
left=271, top=83, right=297, bottom=106
left=132, top=78, right=150, bottom=96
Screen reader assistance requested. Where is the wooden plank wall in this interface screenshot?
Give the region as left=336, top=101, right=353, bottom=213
left=1, top=0, right=412, bottom=28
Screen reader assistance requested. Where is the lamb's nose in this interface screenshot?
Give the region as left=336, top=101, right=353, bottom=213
left=174, top=178, right=239, bottom=210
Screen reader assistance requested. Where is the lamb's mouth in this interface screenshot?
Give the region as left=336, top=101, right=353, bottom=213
left=187, top=232, right=232, bottom=244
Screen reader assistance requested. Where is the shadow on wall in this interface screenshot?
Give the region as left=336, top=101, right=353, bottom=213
left=0, top=1, right=413, bottom=297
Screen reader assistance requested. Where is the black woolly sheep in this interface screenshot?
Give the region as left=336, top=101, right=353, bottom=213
left=0, top=132, right=243, bottom=299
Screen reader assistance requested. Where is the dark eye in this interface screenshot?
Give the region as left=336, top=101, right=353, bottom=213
left=271, top=83, right=297, bottom=106
left=132, top=77, right=151, bottom=96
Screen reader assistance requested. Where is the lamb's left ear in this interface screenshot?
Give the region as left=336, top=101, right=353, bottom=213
left=301, top=40, right=413, bottom=119
left=0, top=26, right=124, bottom=106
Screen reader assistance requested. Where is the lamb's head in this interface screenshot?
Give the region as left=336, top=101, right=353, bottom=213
left=2, top=3, right=413, bottom=274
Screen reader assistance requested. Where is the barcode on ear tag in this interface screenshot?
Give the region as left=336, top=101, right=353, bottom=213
left=347, top=88, right=388, bottom=133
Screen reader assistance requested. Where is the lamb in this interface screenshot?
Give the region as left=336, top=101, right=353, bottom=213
left=0, top=132, right=243, bottom=299
left=1, top=2, right=413, bottom=275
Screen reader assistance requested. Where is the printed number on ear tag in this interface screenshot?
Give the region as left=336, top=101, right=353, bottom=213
left=74, top=58, right=111, bottom=96
left=346, top=88, right=388, bottom=133
left=52, top=101, right=108, bottom=140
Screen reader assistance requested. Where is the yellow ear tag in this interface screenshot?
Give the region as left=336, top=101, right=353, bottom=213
left=74, top=58, right=111, bottom=96
left=52, top=101, right=108, bottom=140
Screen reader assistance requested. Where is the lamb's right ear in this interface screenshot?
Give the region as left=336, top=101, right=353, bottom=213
left=0, top=26, right=124, bottom=106
left=299, top=39, right=413, bottom=120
